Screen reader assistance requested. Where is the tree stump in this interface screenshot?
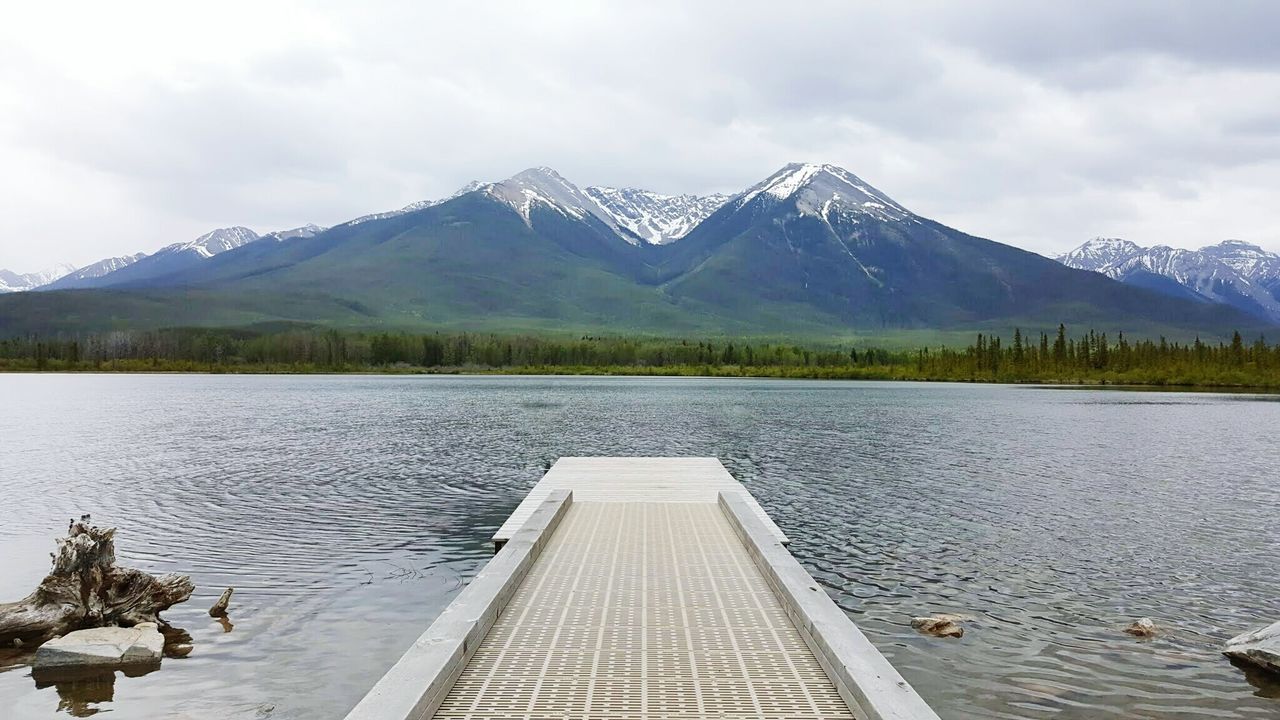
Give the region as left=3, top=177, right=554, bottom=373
left=0, top=520, right=194, bottom=647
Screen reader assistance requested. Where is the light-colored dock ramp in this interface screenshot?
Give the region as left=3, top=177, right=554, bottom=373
left=345, top=457, right=939, bottom=720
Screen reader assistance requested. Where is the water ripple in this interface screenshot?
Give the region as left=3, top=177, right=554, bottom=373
left=0, top=375, right=1277, bottom=719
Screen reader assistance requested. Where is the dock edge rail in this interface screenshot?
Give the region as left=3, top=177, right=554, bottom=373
left=718, top=491, right=942, bottom=720
left=343, top=489, right=574, bottom=720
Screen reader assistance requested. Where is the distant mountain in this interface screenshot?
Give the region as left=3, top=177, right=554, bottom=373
left=584, top=187, right=730, bottom=245
left=36, top=226, right=323, bottom=292
left=1056, top=238, right=1142, bottom=270
left=343, top=183, right=484, bottom=227
left=643, top=163, right=1255, bottom=330
left=0, top=263, right=77, bottom=293
left=43, top=253, right=149, bottom=290
left=1058, top=238, right=1280, bottom=323
left=0, top=164, right=1268, bottom=337
left=1201, top=240, right=1280, bottom=289
left=478, top=167, right=641, bottom=244
left=56, top=226, right=260, bottom=289
left=261, top=224, right=327, bottom=242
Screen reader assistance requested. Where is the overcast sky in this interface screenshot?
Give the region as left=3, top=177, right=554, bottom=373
left=3, top=1, right=1280, bottom=271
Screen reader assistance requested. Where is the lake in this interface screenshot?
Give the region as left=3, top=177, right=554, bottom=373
left=1, top=374, right=1277, bottom=719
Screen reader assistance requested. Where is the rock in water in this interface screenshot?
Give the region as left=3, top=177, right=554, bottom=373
left=911, top=616, right=964, bottom=638
left=1125, top=618, right=1160, bottom=637
left=34, top=623, right=164, bottom=668
left=1224, top=620, right=1280, bottom=675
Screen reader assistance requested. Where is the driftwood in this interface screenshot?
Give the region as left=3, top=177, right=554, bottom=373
left=0, top=519, right=194, bottom=646
left=209, top=587, right=234, bottom=617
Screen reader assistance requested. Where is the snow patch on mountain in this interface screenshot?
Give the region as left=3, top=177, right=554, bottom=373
left=584, top=187, right=729, bottom=245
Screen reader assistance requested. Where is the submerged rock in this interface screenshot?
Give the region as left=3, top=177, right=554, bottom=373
left=911, top=615, right=964, bottom=638
left=34, top=623, right=164, bottom=668
left=1125, top=618, right=1160, bottom=638
left=1224, top=620, right=1280, bottom=675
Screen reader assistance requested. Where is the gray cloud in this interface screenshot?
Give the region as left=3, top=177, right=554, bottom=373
left=2, top=1, right=1279, bottom=271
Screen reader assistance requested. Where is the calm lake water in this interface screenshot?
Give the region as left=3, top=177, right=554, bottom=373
left=1, top=374, right=1278, bottom=719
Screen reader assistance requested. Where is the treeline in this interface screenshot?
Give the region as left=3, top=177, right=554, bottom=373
left=914, top=325, right=1280, bottom=386
left=2, top=325, right=1278, bottom=388
left=0, top=328, right=897, bottom=372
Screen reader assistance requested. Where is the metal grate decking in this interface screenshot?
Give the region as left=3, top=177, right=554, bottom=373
left=343, top=458, right=939, bottom=720
left=435, top=502, right=854, bottom=719
left=493, top=457, right=789, bottom=549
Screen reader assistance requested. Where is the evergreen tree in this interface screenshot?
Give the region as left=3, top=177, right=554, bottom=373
left=1053, top=324, right=1067, bottom=367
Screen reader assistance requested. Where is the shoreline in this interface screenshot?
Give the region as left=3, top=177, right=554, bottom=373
left=3, top=363, right=1278, bottom=392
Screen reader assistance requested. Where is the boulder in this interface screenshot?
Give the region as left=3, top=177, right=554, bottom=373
left=1125, top=618, right=1159, bottom=638
left=911, top=615, right=964, bottom=638
left=1224, top=620, right=1280, bottom=675
left=34, top=623, right=164, bottom=669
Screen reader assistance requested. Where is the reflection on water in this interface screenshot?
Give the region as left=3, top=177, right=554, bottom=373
left=1, top=375, right=1278, bottom=719
left=1229, top=658, right=1280, bottom=700
left=31, top=664, right=161, bottom=718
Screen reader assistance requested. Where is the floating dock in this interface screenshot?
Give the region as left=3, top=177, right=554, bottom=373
left=345, top=457, right=939, bottom=720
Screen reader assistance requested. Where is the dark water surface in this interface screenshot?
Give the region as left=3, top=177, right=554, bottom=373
left=1, top=375, right=1277, bottom=719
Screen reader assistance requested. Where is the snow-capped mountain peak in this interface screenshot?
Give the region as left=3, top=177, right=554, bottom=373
left=735, top=162, right=913, bottom=222
left=480, top=167, right=638, bottom=242
left=1199, top=239, right=1280, bottom=281
left=45, top=253, right=149, bottom=288
left=262, top=223, right=327, bottom=242
left=166, top=226, right=259, bottom=258
left=1056, top=237, right=1143, bottom=271
left=483, top=167, right=591, bottom=222
left=446, top=180, right=484, bottom=200
left=0, top=262, right=77, bottom=292
left=1211, top=239, right=1266, bottom=253
left=584, top=187, right=730, bottom=245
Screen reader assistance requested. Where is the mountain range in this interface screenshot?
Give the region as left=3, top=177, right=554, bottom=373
left=0, top=263, right=77, bottom=293
left=1058, top=238, right=1280, bottom=324
left=0, top=163, right=1269, bottom=338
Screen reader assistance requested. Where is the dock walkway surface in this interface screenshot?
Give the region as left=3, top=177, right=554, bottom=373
left=345, top=457, right=939, bottom=720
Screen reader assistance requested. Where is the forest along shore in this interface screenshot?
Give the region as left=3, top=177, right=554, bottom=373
left=3, top=325, right=1280, bottom=389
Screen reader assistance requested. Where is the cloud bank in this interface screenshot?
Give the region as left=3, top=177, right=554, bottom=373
left=3, top=1, right=1279, bottom=269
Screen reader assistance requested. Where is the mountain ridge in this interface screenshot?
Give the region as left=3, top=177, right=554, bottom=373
left=1, top=163, right=1273, bottom=339
left=1058, top=237, right=1280, bottom=323
left=584, top=186, right=730, bottom=245
left=0, top=263, right=77, bottom=293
